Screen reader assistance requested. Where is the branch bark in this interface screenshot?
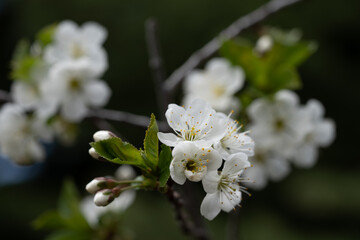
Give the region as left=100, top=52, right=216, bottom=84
left=145, top=18, right=168, bottom=116
left=163, top=0, right=303, bottom=95
left=87, top=108, right=169, bottom=131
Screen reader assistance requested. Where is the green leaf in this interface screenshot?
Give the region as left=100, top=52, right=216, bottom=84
left=158, top=144, right=172, bottom=187
left=36, top=23, right=57, bottom=46
left=90, top=138, right=149, bottom=171
left=11, top=55, right=41, bottom=82
left=143, top=113, right=159, bottom=171
left=33, top=210, right=66, bottom=230
left=221, top=38, right=315, bottom=95
left=58, top=179, right=89, bottom=231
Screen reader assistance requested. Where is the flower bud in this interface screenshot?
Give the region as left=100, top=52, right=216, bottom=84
left=115, top=165, right=136, bottom=180
left=94, top=189, right=114, bottom=206
left=88, top=147, right=100, bottom=160
left=86, top=178, right=103, bottom=194
left=93, top=130, right=116, bottom=142
left=255, top=35, right=273, bottom=55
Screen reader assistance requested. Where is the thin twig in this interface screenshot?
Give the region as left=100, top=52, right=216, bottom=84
left=166, top=181, right=210, bottom=240
left=87, top=108, right=168, bottom=131
left=163, top=0, right=302, bottom=94
left=145, top=18, right=168, bottom=116
left=0, top=90, right=12, bottom=102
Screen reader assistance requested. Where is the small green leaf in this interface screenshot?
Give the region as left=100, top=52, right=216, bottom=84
left=33, top=210, right=66, bottom=230
left=11, top=55, right=41, bottom=82
left=91, top=138, right=148, bottom=171
left=58, top=179, right=89, bottom=230
left=36, top=23, right=57, bottom=46
left=143, top=113, right=159, bottom=171
left=158, top=144, right=172, bottom=187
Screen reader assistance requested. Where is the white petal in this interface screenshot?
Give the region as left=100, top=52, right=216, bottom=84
left=81, top=22, right=107, bottom=45
left=202, top=171, right=220, bottom=193
left=84, top=80, right=111, bottom=107
left=170, top=158, right=186, bottom=185
left=243, top=164, right=268, bottom=190
left=61, top=96, right=88, bottom=122
left=293, top=144, right=318, bottom=168
left=220, top=189, right=241, bottom=212
left=157, top=132, right=180, bottom=147
left=266, top=155, right=291, bottom=181
left=200, top=193, right=221, bottom=221
left=165, top=104, right=186, bottom=131
left=55, top=20, right=79, bottom=43
left=184, top=169, right=207, bottom=182
left=203, top=148, right=222, bottom=171
left=314, top=119, right=335, bottom=147
left=223, top=153, right=250, bottom=175
left=305, top=99, right=324, bottom=120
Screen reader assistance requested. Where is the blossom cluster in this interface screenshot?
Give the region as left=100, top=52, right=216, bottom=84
left=244, top=90, right=335, bottom=189
left=0, top=20, right=111, bottom=164
left=158, top=99, right=255, bottom=220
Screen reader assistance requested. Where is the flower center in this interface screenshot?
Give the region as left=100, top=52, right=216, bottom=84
left=274, top=119, right=285, bottom=131
left=71, top=43, right=85, bottom=58
left=213, top=85, right=226, bottom=97
left=186, top=159, right=197, bottom=171
left=69, top=78, right=81, bottom=91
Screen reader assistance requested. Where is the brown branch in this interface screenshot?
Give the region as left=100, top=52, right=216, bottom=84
left=145, top=18, right=168, bottom=116
left=165, top=181, right=210, bottom=240
left=163, top=0, right=303, bottom=95
left=87, top=108, right=169, bottom=132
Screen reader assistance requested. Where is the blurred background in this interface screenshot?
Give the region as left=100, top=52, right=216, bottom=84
left=0, top=0, right=359, bottom=239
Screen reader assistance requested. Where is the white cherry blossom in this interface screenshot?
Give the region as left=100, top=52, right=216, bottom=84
left=158, top=99, right=227, bottom=148
left=247, top=90, right=308, bottom=159
left=44, top=20, right=108, bottom=75
left=214, top=112, right=254, bottom=160
left=41, top=59, right=111, bottom=122
left=0, top=104, right=53, bottom=165
left=242, top=144, right=291, bottom=190
left=170, top=141, right=222, bottom=184
left=183, top=58, right=244, bottom=112
left=292, top=99, right=336, bottom=168
left=200, top=153, right=251, bottom=220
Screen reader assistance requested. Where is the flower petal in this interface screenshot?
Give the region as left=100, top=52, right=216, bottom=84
left=202, top=171, right=220, bottom=193
left=200, top=192, right=221, bottom=221
left=81, top=22, right=108, bottom=45
left=157, top=132, right=179, bottom=147
left=84, top=80, right=111, bottom=107
left=223, top=153, right=250, bottom=175
left=170, top=158, right=186, bottom=185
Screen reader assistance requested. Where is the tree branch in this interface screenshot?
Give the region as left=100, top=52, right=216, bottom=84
left=166, top=181, right=210, bottom=240
left=87, top=108, right=169, bottom=131
left=163, top=0, right=302, bottom=94
left=145, top=18, right=168, bottom=116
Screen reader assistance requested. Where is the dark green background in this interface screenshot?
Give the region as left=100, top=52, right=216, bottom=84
left=0, top=0, right=359, bottom=239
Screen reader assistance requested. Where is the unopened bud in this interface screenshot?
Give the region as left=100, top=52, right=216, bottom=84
left=255, top=35, right=273, bottom=55
left=89, top=147, right=100, bottom=160
left=94, top=189, right=114, bottom=206
left=93, top=130, right=116, bottom=142
left=115, top=165, right=136, bottom=180
left=86, top=178, right=103, bottom=194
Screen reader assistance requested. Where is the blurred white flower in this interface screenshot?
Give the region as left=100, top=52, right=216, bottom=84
left=0, top=104, right=53, bottom=165
left=170, top=141, right=222, bottom=184
left=158, top=99, right=226, bottom=148
left=214, top=112, right=254, bottom=160
left=44, top=20, right=108, bottom=75
left=292, top=99, right=336, bottom=168
left=183, top=58, right=244, bottom=113
left=243, top=145, right=291, bottom=190
left=247, top=90, right=308, bottom=159
left=200, top=153, right=251, bottom=220
left=41, top=60, right=111, bottom=122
